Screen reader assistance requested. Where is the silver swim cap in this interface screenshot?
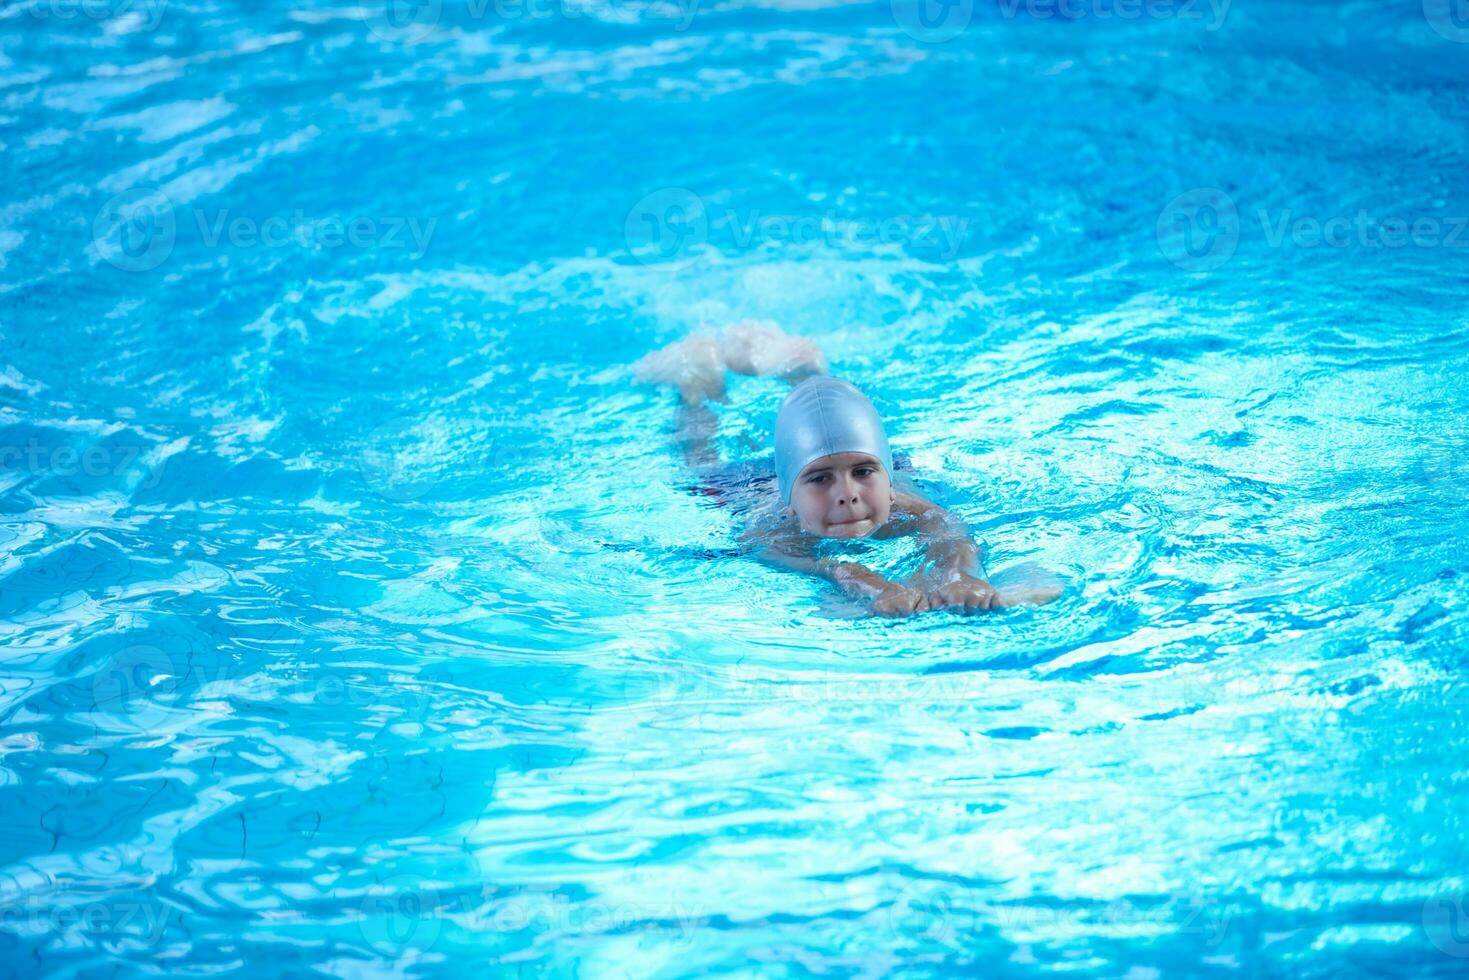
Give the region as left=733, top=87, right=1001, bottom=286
left=773, top=377, right=893, bottom=503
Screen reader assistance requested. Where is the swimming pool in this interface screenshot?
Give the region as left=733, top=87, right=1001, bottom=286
left=4, top=0, right=1469, bottom=974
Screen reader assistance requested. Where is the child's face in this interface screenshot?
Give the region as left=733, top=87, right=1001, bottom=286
left=784, top=452, right=894, bottom=538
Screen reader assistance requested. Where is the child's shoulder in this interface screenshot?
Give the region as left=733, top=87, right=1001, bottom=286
left=871, top=507, right=926, bottom=540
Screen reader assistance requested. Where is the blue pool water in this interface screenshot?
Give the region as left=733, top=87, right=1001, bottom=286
left=4, top=0, right=1469, bottom=975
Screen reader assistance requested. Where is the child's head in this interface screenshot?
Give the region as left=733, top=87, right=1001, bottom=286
left=773, top=377, right=895, bottom=538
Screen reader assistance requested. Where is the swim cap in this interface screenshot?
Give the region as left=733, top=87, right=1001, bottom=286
left=773, top=377, right=893, bottom=503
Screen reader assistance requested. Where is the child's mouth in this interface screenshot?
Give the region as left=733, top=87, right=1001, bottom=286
left=827, top=518, right=871, bottom=534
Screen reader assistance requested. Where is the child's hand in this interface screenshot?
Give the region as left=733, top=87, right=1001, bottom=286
left=996, top=581, right=1064, bottom=607
left=926, top=573, right=1000, bottom=613
left=871, top=583, right=931, bottom=617
left=987, top=561, right=1066, bottom=608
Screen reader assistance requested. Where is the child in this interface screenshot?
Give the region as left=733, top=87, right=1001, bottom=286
left=633, top=323, right=1061, bottom=617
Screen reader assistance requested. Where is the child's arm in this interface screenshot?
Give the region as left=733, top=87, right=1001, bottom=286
left=889, top=491, right=983, bottom=575
left=891, top=491, right=1060, bottom=610
left=738, top=526, right=932, bottom=616
left=897, top=493, right=999, bottom=610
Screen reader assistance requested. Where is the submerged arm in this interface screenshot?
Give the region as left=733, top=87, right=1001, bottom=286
left=892, top=491, right=986, bottom=584
left=675, top=401, right=720, bottom=470
left=890, top=491, right=1009, bottom=611
left=893, top=491, right=1062, bottom=610
left=739, top=526, right=931, bottom=616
